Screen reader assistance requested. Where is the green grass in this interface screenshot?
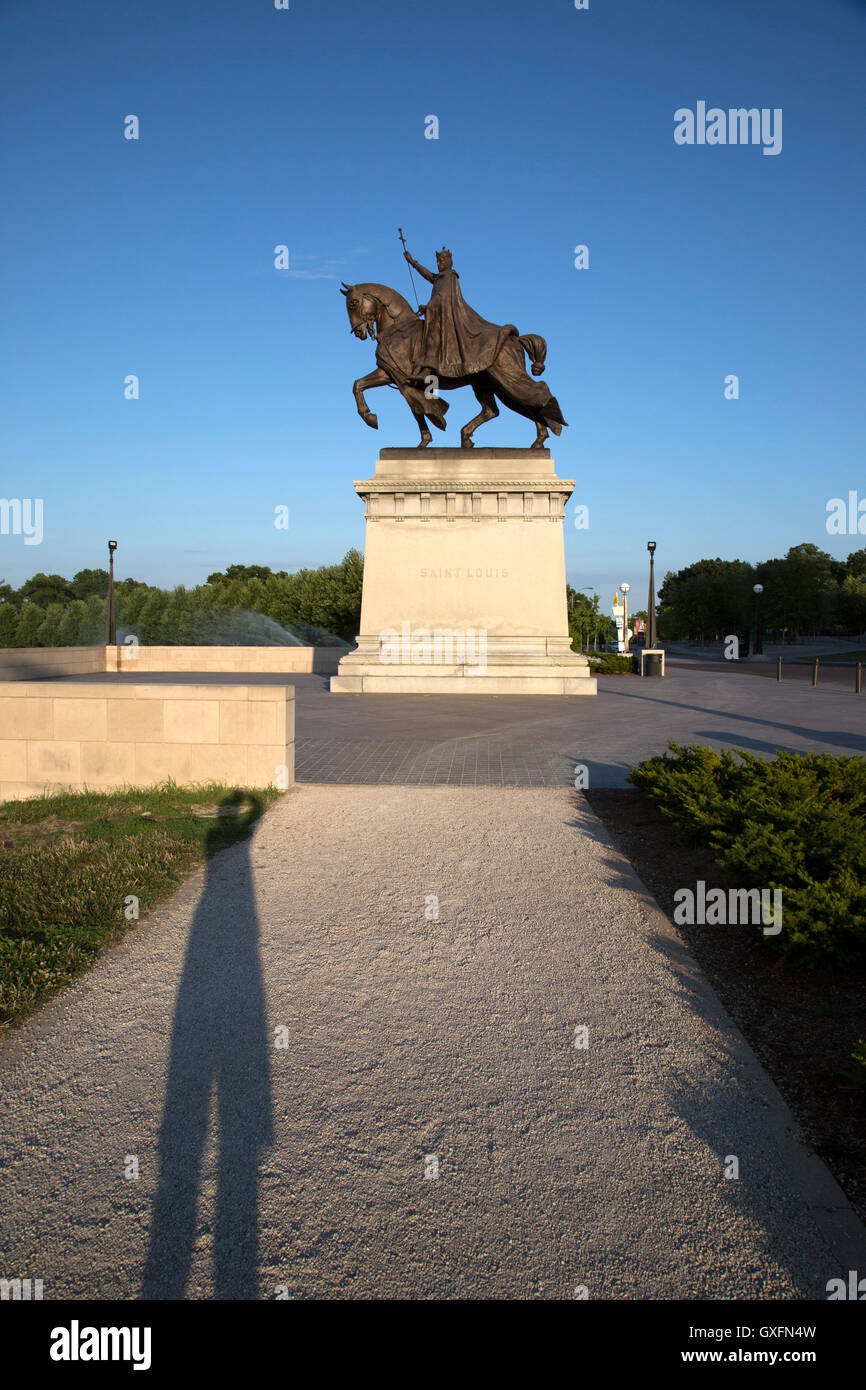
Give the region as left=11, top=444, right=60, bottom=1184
left=0, top=782, right=280, bottom=1036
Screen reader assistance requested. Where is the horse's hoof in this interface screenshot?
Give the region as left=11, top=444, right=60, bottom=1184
left=460, top=437, right=474, bottom=449
left=362, top=412, right=378, bottom=429
left=416, top=436, right=432, bottom=449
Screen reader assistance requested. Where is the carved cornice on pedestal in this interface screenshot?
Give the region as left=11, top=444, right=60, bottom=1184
left=355, top=479, right=574, bottom=522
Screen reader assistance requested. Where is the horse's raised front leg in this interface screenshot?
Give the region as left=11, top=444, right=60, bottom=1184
left=353, top=366, right=391, bottom=429
left=460, top=385, right=499, bottom=449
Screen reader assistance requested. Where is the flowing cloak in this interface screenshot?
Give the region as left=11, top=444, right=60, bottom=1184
left=411, top=268, right=516, bottom=378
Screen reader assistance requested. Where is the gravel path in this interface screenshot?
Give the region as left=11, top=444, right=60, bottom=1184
left=1, top=786, right=862, bottom=1299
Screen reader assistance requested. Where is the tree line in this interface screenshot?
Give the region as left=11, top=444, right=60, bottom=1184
left=0, top=552, right=364, bottom=647
left=657, top=544, right=866, bottom=642
left=4, top=541, right=863, bottom=650
left=567, top=588, right=618, bottom=650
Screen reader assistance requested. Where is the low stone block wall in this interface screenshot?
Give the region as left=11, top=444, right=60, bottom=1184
left=117, top=645, right=345, bottom=675
left=0, top=646, right=115, bottom=680
left=0, top=682, right=294, bottom=801
left=0, top=644, right=347, bottom=679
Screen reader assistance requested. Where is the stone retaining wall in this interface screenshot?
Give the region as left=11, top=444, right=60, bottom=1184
left=0, top=681, right=294, bottom=800
left=0, top=646, right=116, bottom=680
left=0, top=644, right=346, bottom=679
left=117, top=645, right=345, bottom=674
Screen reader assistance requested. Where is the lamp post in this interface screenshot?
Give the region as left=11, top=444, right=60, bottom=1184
left=752, top=583, right=764, bottom=657
left=647, top=542, right=657, bottom=650
left=620, top=582, right=631, bottom=654
left=106, top=540, right=118, bottom=646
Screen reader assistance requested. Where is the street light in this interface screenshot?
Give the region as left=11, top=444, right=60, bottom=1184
left=752, top=583, right=764, bottom=656
left=620, top=582, right=631, bottom=654
left=647, top=542, right=657, bottom=650
left=106, top=540, right=118, bottom=646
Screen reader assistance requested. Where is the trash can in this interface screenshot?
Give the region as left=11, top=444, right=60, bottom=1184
left=642, top=650, right=664, bottom=678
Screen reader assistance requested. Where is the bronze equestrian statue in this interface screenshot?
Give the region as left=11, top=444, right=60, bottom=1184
left=341, top=242, right=567, bottom=449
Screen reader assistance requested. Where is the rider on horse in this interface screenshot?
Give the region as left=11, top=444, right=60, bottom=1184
left=403, top=246, right=515, bottom=380
left=342, top=241, right=567, bottom=449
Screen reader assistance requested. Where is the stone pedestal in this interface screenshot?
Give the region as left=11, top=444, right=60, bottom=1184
left=332, top=448, right=596, bottom=695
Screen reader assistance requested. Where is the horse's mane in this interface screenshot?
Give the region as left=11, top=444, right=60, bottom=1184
left=353, top=282, right=416, bottom=321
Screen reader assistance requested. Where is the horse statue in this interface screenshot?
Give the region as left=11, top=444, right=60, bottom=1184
left=341, top=262, right=567, bottom=450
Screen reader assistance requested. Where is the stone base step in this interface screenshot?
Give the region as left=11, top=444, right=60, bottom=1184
left=331, top=671, right=598, bottom=695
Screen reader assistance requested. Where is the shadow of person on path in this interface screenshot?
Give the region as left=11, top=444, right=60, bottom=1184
left=141, top=791, right=273, bottom=1300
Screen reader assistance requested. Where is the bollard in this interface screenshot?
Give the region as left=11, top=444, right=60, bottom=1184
left=776, top=656, right=783, bottom=681
left=812, top=657, right=819, bottom=687
left=857, top=662, right=862, bottom=695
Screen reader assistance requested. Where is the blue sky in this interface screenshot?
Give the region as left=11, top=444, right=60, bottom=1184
left=1, top=0, right=864, bottom=607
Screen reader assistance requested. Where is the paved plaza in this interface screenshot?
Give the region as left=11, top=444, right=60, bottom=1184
left=65, top=662, right=866, bottom=787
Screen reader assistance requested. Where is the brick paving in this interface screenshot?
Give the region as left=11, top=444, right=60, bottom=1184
left=60, top=664, right=866, bottom=789
left=296, top=736, right=573, bottom=786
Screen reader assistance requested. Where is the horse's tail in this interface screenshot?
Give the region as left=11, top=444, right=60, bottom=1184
left=518, top=333, right=547, bottom=377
